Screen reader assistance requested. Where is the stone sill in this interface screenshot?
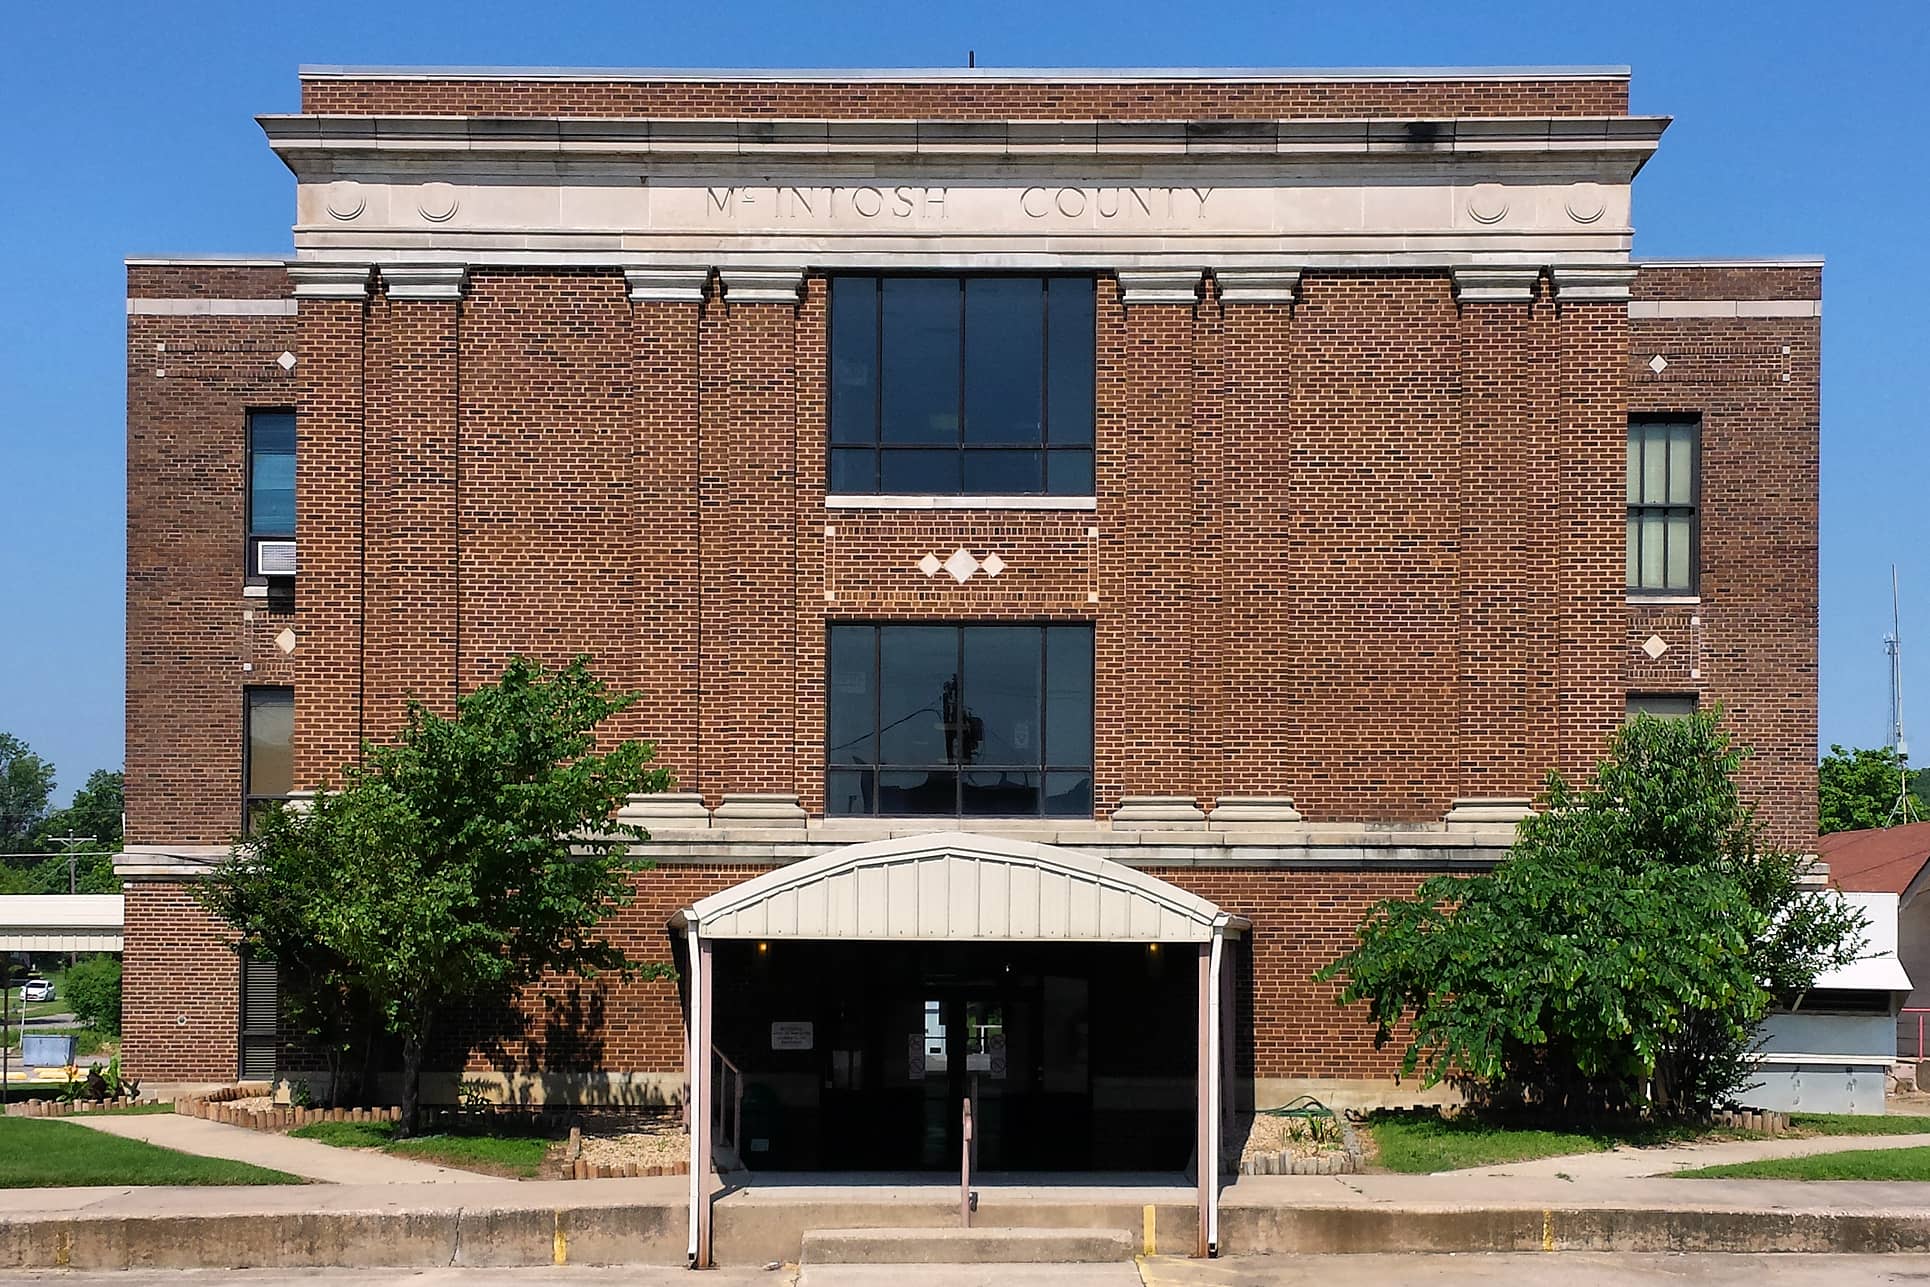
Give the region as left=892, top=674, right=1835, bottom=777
left=824, top=494, right=1096, bottom=510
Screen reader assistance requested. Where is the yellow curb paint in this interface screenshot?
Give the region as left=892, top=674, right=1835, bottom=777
left=553, top=1212, right=568, bottom=1265
left=53, top=1230, right=70, bottom=1268
left=1542, top=1210, right=1554, bottom=1252
left=1142, top=1203, right=1157, bottom=1256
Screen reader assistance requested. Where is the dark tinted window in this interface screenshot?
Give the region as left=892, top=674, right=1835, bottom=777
left=827, top=624, right=1094, bottom=817
left=829, top=276, right=1095, bottom=495
left=248, top=410, right=296, bottom=536
left=1626, top=693, right=1698, bottom=720
left=244, top=687, right=294, bottom=833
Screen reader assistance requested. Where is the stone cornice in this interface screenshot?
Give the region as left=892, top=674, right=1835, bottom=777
left=718, top=266, right=804, bottom=304
left=625, top=265, right=710, bottom=303
left=381, top=263, right=467, bottom=300
left=1116, top=268, right=1203, bottom=305
left=113, top=825, right=1518, bottom=881
left=287, top=264, right=371, bottom=299
left=262, top=114, right=1668, bottom=170
left=1214, top=266, right=1301, bottom=304
left=1450, top=264, right=1543, bottom=303
left=1553, top=263, right=1640, bottom=302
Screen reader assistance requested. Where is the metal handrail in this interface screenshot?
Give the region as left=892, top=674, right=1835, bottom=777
left=1903, top=1008, right=1930, bottom=1062
left=713, top=1049, right=745, bottom=1157
left=960, top=1095, right=974, bottom=1227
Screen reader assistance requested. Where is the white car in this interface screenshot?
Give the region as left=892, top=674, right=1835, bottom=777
left=20, top=979, right=54, bottom=1004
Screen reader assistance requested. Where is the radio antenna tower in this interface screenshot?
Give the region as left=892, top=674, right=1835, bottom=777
left=1887, top=563, right=1919, bottom=825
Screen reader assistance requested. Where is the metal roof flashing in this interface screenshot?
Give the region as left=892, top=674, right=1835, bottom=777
left=297, top=64, right=1633, bottom=84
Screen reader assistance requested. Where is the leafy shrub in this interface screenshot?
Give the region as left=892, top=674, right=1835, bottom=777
left=1319, top=710, right=1866, bottom=1119
left=65, top=957, right=122, bottom=1036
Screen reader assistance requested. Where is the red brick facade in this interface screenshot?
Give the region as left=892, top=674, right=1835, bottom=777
left=120, top=68, right=1820, bottom=1093
left=299, top=71, right=1629, bottom=121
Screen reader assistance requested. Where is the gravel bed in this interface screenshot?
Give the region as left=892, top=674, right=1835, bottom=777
left=1240, top=1112, right=1345, bottom=1164
left=577, top=1117, right=688, bottom=1170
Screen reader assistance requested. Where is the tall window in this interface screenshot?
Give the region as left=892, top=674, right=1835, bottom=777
left=1627, top=417, right=1699, bottom=595
left=247, top=409, right=296, bottom=580
left=829, top=276, right=1096, bottom=496
left=248, top=410, right=296, bottom=537
left=827, top=624, right=1094, bottom=816
left=243, top=687, right=293, bottom=832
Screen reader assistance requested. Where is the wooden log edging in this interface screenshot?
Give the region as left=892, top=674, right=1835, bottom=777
left=1712, top=1108, right=1791, bottom=1135
left=174, top=1087, right=403, bottom=1133
left=565, top=1158, right=690, bottom=1179
left=554, top=1125, right=691, bottom=1179
left=2, top=1096, right=143, bottom=1118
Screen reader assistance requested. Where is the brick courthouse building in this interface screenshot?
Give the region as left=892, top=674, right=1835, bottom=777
left=121, top=63, right=1820, bottom=1232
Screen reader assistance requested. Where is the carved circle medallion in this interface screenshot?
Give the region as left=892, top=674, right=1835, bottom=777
left=1566, top=182, right=1607, bottom=224
left=1467, top=183, right=1510, bottom=225
left=323, top=181, right=365, bottom=221
left=417, top=182, right=460, bottom=223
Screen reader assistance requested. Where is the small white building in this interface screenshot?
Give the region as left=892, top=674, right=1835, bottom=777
left=1754, top=891, right=1913, bottom=1115
left=0, top=895, right=125, bottom=955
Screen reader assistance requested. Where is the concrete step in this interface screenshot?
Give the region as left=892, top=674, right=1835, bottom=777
left=800, top=1225, right=1137, bottom=1264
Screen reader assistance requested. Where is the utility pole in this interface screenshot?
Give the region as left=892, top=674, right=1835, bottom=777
left=42, top=835, right=96, bottom=970
left=1887, top=565, right=1919, bottom=826
left=42, top=835, right=95, bottom=896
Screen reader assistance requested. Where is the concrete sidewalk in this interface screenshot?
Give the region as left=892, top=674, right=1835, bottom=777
left=59, top=1114, right=512, bottom=1185
left=4, top=1155, right=1930, bottom=1269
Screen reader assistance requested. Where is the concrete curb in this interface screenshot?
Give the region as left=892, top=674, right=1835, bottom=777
left=1222, top=1205, right=1930, bottom=1256
left=0, top=1203, right=685, bottom=1270
left=4, top=1197, right=1930, bottom=1268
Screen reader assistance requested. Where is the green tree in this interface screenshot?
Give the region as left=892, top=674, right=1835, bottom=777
left=200, top=657, right=672, bottom=1135
left=1820, top=745, right=1925, bottom=833
left=0, top=733, right=55, bottom=853
left=1319, top=711, right=1866, bottom=1119
left=64, top=956, right=123, bottom=1036
left=31, top=770, right=124, bottom=892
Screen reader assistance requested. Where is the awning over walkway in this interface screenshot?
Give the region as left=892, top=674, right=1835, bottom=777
left=0, top=895, right=124, bottom=953
left=675, top=832, right=1244, bottom=1266
left=681, top=830, right=1246, bottom=943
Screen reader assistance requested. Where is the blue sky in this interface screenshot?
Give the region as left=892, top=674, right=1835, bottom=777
left=1, top=0, right=1924, bottom=804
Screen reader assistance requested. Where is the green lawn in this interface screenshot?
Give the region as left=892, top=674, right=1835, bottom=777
left=1365, top=1109, right=1930, bottom=1174
left=1790, top=1113, right=1930, bottom=1136
left=0, top=1117, right=300, bottom=1187
left=1365, top=1110, right=1717, bottom=1174
left=1676, top=1145, right=1930, bottom=1180
left=291, top=1119, right=551, bottom=1179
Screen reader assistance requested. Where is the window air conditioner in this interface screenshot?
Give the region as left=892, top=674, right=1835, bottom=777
left=255, top=539, right=297, bottom=578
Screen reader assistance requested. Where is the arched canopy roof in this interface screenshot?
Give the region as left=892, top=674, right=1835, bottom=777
left=682, top=831, right=1243, bottom=943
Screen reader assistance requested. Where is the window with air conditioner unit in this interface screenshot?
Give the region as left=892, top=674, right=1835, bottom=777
left=247, top=409, right=296, bottom=582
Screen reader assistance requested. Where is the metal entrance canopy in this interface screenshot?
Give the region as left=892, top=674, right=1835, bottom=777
left=680, top=831, right=1246, bottom=943
left=672, top=832, right=1245, bottom=1266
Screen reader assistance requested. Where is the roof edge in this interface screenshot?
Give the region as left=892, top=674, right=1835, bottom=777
left=1635, top=256, right=1825, bottom=268
left=298, top=64, right=1633, bottom=84
left=126, top=255, right=292, bottom=267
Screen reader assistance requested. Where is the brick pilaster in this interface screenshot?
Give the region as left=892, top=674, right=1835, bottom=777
left=712, top=269, right=802, bottom=798
left=1453, top=269, right=1560, bottom=799
left=1556, top=279, right=1636, bottom=780
left=292, top=272, right=370, bottom=788
left=366, top=269, right=464, bottom=738
left=1096, top=273, right=1198, bottom=810
left=629, top=270, right=708, bottom=790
